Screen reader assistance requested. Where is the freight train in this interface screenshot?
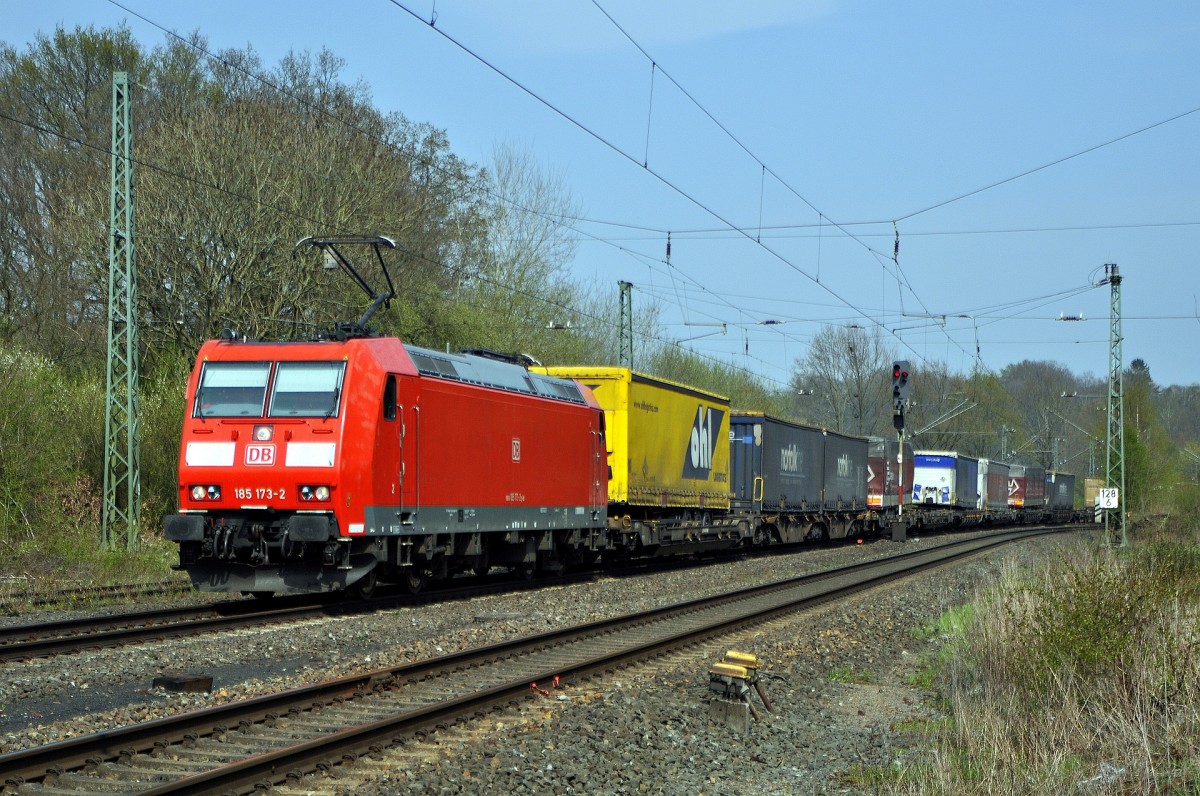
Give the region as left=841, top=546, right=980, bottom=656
left=163, top=237, right=1081, bottom=597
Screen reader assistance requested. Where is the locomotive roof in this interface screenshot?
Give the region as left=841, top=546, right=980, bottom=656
left=195, top=337, right=588, bottom=406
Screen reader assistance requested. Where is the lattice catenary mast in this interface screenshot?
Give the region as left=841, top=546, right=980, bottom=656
left=102, top=71, right=141, bottom=551
left=1102, top=263, right=1126, bottom=547
left=618, top=280, right=633, bottom=368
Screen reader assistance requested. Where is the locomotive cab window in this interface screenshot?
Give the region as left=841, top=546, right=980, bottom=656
left=383, top=375, right=397, bottom=420
left=194, top=362, right=270, bottom=417
left=268, top=361, right=346, bottom=418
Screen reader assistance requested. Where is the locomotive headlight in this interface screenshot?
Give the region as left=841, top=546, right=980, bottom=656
left=253, top=424, right=274, bottom=441
left=190, top=485, right=221, bottom=501
left=299, top=485, right=331, bottom=502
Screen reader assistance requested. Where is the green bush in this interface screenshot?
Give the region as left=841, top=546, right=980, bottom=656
left=0, top=350, right=103, bottom=542
left=904, top=542, right=1200, bottom=794
left=0, top=344, right=186, bottom=583
left=998, top=545, right=1200, bottom=699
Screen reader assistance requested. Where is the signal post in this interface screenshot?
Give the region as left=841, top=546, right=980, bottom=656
left=891, top=361, right=910, bottom=542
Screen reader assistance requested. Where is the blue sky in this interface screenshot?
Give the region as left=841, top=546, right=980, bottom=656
left=8, top=1, right=1199, bottom=389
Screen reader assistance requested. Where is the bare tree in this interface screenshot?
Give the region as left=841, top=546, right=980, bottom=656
left=791, top=324, right=894, bottom=435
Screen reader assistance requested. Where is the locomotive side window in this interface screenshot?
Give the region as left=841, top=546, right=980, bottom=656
left=383, top=375, right=397, bottom=420
left=268, top=361, right=346, bottom=418
left=195, top=362, right=271, bottom=417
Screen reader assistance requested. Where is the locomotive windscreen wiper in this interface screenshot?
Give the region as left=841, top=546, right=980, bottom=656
left=323, top=386, right=341, bottom=420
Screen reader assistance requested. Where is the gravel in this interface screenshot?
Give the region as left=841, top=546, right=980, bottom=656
left=0, top=529, right=1088, bottom=794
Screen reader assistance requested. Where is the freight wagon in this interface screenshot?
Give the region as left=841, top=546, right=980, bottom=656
left=536, top=366, right=744, bottom=555
left=1084, top=476, right=1105, bottom=521
left=867, top=437, right=913, bottom=512
left=1046, top=471, right=1077, bottom=522
left=979, top=459, right=1014, bottom=523
left=1007, top=464, right=1047, bottom=522
left=730, top=412, right=869, bottom=543
left=910, top=451, right=983, bottom=526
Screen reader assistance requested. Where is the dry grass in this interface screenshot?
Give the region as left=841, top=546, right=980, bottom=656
left=891, top=525, right=1200, bottom=795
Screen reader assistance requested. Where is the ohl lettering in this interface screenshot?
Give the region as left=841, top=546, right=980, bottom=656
left=682, top=405, right=725, bottom=479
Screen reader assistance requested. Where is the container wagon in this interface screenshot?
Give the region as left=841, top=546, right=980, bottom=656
left=536, top=366, right=743, bottom=554
left=731, top=413, right=868, bottom=543
left=1046, top=471, right=1077, bottom=522
left=1007, top=464, right=1047, bottom=522
left=867, top=437, right=913, bottom=512
left=911, top=451, right=982, bottom=526
left=979, top=459, right=1014, bottom=523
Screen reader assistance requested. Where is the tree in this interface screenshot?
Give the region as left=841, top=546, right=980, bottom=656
left=0, top=26, right=143, bottom=369
left=790, top=324, right=894, bottom=435
left=999, top=360, right=1081, bottom=469
left=1122, top=360, right=1172, bottom=512
left=450, top=142, right=596, bottom=361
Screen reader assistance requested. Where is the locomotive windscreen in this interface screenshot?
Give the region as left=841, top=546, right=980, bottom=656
left=193, top=360, right=346, bottom=418
left=194, top=361, right=270, bottom=417
left=268, top=361, right=346, bottom=417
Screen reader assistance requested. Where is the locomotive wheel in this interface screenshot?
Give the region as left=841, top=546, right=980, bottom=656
left=472, top=548, right=491, bottom=578
left=349, top=570, right=378, bottom=600
left=402, top=568, right=429, bottom=593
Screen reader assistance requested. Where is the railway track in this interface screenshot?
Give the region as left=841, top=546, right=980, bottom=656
left=0, top=582, right=191, bottom=613
left=0, top=597, right=347, bottom=663
left=0, top=535, right=850, bottom=663
left=0, top=562, right=685, bottom=662
left=0, top=526, right=1064, bottom=795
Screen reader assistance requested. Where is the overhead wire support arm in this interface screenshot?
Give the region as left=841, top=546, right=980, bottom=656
left=910, top=399, right=977, bottom=438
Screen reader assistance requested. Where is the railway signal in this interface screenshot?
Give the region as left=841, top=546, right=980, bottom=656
left=892, top=361, right=911, bottom=410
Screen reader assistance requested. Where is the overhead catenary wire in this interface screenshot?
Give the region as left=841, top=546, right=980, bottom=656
left=384, top=0, right=975, bottom=371
left=75, top=1, right=1139, bottom=383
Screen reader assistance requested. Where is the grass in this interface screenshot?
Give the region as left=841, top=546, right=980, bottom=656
left=887, top=516, right=1200, bottom=795
left=829, top=665, right=875, bottom=684
left=0, top=522, right=184, bottom=608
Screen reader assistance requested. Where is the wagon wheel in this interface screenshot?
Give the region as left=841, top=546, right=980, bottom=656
left=514, top=561, right=536, bottom=581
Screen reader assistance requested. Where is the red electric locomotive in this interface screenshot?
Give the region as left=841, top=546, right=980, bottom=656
left=164, top=238, right=608, bottom=596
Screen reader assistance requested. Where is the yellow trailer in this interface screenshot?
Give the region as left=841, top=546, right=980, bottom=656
left=535, top=366, right=731, bottom=512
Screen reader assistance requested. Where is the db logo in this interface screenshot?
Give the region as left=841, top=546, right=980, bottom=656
left=245, top=444, right=276, bottom=465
